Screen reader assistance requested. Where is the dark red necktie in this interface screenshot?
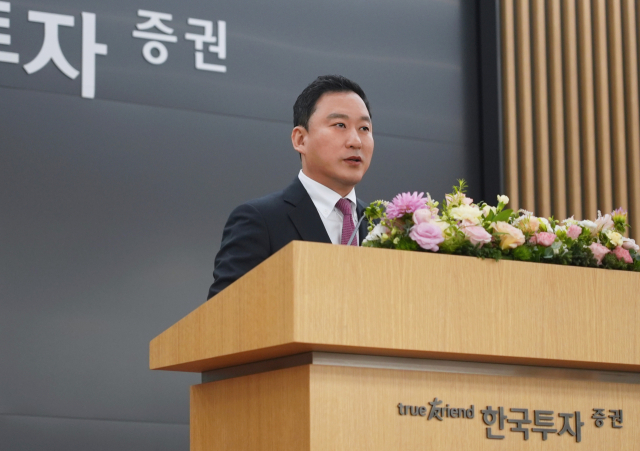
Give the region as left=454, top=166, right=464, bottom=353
left=336, top=198, right=357, bottom=246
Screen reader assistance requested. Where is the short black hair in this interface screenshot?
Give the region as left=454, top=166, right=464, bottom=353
left=293, top=75, right=371, bottom=130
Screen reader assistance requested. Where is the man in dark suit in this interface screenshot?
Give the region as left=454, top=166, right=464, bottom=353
left=208, top=75, right=373, bottom=300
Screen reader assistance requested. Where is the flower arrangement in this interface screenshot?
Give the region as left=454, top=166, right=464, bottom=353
left=363, top=180, right=640, bottom=272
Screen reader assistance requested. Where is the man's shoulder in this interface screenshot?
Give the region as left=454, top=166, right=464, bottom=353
left=243, top=189, right=286, bottom=210
left=233, top=190, right=286, bottom=221
left=235, top=177, right=305, bottom=214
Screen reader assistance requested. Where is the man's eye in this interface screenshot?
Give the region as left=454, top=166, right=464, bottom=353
left=360, top=126, right=370, bottom=132
left=335, top=123, right=346, bottom=128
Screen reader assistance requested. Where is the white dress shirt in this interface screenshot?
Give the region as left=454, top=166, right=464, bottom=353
left=298, top=170, right=359, bottom=245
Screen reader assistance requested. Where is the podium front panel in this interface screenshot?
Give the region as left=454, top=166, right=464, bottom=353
left=191, top=354, right=639, bottom=450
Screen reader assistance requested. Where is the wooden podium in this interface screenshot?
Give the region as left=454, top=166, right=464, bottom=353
left=151, top=242, right=640, bottom=450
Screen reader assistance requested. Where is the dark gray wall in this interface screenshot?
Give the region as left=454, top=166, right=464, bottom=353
left=1, top=0, right=481, bottom=448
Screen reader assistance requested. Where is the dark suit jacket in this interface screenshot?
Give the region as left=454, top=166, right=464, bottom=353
left=207, top=177, right=368, bottom=300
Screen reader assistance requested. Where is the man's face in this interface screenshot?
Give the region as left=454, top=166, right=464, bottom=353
left=292, top=91, right=374, bottom=196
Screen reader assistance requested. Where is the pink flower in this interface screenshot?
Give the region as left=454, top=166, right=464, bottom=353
left=532, top=232, right=556, bottom=247
left=589, top=243, right=610, bottom=265
left=595, top=212, right=614, bottom=233
left=567, top=224, right=582, bottom=240
left=386, top=192, right=426, bottom=219
left=492, top=221, right=525, bottom=250
left=613, top=246, right=633, bottom=264
left=413, top=208, right=435, bottom=225
left=409, top=222, right=444, bottom=252
left=462, top=225, right=492, bottom=247
left=518, top=216, right=540, bottom=234
left=462, top=197, right=474, bottom=205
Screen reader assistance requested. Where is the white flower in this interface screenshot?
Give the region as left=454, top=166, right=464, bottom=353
left=554, top=225, right=567, bottom=234
left=445, top=192, right=465, bottom=206
left=482, top=205, right=497, bottom=217
left=449, top=204, right=482, bottom=224
left=497, top=195, right=509, bottom=205
left=363, top=223, right=389, bottom=243
left=622, top=237, right=639, bottom=252
left=606, top=230, right=624, bottom=247
left=538, top=217, right=551, bottom=232
left=579, top=220, right=598, bottom=236
left=552, top=241, right=566, bottom=256
left=562, top=216, right=578, bottom=226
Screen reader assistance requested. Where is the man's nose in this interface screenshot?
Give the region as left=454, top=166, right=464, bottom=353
left=346, top=127, right=362, bottom=148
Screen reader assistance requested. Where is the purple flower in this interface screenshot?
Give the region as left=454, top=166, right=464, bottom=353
left=386, top=192, right=427, bottom=219
left=612, top=207, right=628, bottom=222
left=409, top=222, right=444, bottom=252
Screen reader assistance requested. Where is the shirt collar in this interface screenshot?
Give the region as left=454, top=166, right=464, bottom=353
left=298, top=170, right=357, bottom=218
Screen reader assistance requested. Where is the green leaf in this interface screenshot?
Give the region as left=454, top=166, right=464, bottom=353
left=492, top=209, right=513, bottom=223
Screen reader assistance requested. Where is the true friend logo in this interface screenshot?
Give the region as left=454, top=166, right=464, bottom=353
left=397, top=398, right=475, bottom=421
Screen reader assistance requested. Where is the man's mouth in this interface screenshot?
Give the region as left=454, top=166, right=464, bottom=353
left=345, top=156, right=362, bottom=163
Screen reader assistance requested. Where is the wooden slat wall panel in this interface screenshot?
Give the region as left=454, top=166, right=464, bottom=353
left=592, top=0, right=613, bottom=213
left=623, top=0, right=640, bottom=235
left=499, top=0, right=639, bottom=238
left=548, top=0, right=567, bottom=220
left=532, top=0, right=551, bottom=217
left=515, top=0, right=536, bottom=212
left=577, top=0, right=599, bottom=217
left=608, top=0, right=629, bottom=211
left=501, top=0, right=519, bottom=211
left=562, top=0, right=581, bottom=219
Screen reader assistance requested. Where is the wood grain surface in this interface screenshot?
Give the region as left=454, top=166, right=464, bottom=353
left=190, top=363, right=639, bottom=450
left=309, top=364, right=638, bottom=450
left=151, top=242, right=640, bottom=372
left=191, top=365, right=310, bottom=451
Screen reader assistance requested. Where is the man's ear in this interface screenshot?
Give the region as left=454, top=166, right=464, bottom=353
left=291, top=126, right=307, bottom=157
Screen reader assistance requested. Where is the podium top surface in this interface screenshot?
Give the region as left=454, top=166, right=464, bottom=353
left=150, top=241, right=640, bottom=373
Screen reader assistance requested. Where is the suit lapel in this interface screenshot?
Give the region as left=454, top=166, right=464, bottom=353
left=283, top=178, right=332, bottom=243
left=356, top=200, right=369, bottom=245
left=283, top=177, right=370, bottom=246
